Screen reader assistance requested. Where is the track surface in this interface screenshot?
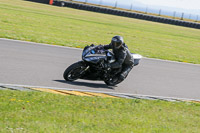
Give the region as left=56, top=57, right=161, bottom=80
left=0, top=39, right=200, bottom=100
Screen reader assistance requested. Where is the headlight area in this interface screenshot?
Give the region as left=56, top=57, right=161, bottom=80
left=83, top=56, right=105, bottom=64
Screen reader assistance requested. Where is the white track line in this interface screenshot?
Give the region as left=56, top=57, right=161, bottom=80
left=0, top=38, right=82, bottom=50
left=0, top=83, right=199, bottom=102
left=142, top=57, right=200, bottom=66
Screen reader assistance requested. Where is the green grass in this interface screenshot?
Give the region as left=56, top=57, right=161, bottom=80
left=0, top=0, right=200, bottom=64
left=0, top=90, right=200, bottom=133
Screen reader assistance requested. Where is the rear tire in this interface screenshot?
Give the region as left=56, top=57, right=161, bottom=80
left=104, top=80, right=118, bottom=86
left=104, top=77, right=124, bottom=86
left=63, top=61, right=86, bottom=81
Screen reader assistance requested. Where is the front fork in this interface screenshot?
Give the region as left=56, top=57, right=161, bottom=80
left=80, top=65, right=89, bottom=75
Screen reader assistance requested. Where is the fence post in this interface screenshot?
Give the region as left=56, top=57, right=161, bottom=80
left=114, top=1, right=118, bottom=8
left=130, top=4, right=133, bottom=10
left=196, top=15, right=199, bottom=22
left=99, top=0, right=102, bottom=5
left=173, top=11, right=176, bottom=19
left=159, top=9, right=161, bottom=16
left=181, top=13, right=184, bottom=20
left=145, top=7, right=148, bottom=14
left=189, top=14, right=191, bottom=20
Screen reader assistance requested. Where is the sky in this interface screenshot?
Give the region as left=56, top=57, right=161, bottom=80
left=131, top=0, right=200, bottom=10
left=84, top=0, right=200, bottom=11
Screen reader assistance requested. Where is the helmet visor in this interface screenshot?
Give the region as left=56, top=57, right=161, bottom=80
left=112, top=38, right=122, bottom=49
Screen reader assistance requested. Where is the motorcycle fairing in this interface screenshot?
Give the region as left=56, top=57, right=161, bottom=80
left=82, top=45, right=115, bottom=64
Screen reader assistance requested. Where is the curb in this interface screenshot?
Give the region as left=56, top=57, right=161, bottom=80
left=1, top=84, right=200, bottom=104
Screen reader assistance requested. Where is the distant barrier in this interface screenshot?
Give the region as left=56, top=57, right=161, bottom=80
left=53, top=1, right=200, bottom=29
left=25, top=0, right=200, bottom=29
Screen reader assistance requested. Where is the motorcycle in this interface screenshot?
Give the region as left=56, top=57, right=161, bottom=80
left=63, top=44, right=142, bottom=85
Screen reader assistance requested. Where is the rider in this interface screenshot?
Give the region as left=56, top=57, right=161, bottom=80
left=103, top=35, right=134, bottom=85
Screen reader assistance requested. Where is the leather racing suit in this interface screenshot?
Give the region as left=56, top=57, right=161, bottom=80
left=103, top=43, right=134, bottom=84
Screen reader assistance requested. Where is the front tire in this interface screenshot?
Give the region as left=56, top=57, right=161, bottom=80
left=63, top=61, right=86, bottom=81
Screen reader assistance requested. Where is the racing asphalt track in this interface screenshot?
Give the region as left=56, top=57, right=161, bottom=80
left=0, top=38, right=200, bottom=100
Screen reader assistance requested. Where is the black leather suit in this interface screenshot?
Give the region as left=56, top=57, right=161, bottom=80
left=103, top=43, right=134, bottom=83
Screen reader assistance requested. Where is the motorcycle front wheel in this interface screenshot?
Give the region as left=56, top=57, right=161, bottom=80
left=63, top=61, right=87, bottom=81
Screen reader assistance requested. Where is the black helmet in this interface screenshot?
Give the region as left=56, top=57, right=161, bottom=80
left=111, top=36, right=124, bottom=49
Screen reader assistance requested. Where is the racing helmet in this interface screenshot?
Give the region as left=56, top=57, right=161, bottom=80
left=111, top=36, right=124, bottom=49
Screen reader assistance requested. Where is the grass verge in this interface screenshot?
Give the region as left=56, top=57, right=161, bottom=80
left=0, top=90, right=200, bottom=132
left=0, top=0, right=200, bottom=64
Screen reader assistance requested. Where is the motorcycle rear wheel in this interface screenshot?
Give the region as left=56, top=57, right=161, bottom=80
left=104, top=80, right=118, bottom=86
left=104, top=77, right=124, bottom=86
left=63, top=61, right=86, bottom=81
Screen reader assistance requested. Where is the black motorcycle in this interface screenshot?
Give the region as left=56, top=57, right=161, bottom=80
left=63, top=44, right=142, bottom=85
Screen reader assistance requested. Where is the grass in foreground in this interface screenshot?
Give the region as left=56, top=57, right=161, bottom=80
left=0, top=90, right=200, bottom=132
left=0, top=0, right=200, bottom=64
